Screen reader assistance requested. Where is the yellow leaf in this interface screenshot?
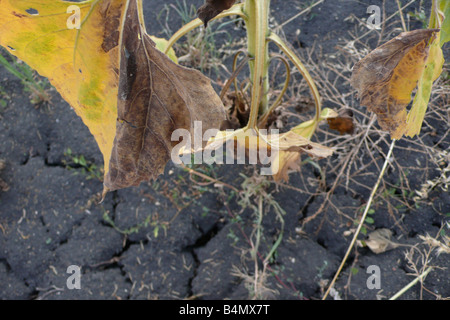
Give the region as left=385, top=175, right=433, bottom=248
left=272, top=108, right=337, bottom=182
left=0, top=0, right=127, bottom=176
left=270, top=129, right=332, bottom=182
left=181, top=126, right=332, bottom=182
left=351, top=29, right=439, bottom=139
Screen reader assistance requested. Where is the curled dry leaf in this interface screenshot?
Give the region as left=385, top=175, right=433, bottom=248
left=364, top=228, right=400, bottom=254
left=220, top=91, right=250, bottom=130
left=351, top=29, right=440, bottom=139
left=178, top=127, right=332, bottom=181
left=201, top=128, right=331, bottom=157
left=272, top=108, right=337, bottom=182
left=327, top=109, right=355, bottom=135
left=198, top=0, right=236, bottom=26
left=270, top=129, right=333, bottom=181
left=105, top=0, right=226, bottom=191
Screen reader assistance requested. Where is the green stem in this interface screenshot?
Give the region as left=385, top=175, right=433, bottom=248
left=258, top=54, right=291, bottom=128
left=428, top=0, right=440, bottom=29
left=245, top=0, right=270, bottom=128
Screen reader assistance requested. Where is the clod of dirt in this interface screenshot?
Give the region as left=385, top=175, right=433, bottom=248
left=0, top=159, right=10, bottom=192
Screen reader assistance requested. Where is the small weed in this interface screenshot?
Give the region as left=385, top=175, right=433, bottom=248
left=226, top=228, right=240, bottom=245
left=414, top=150, right=449, bottom=201
left=397, top=224, right=450, bottom=300
left=0, top=85, right=8, bottom=113
left=0, top=49, right=51, bottom=106
left=355, top=206, right=376, bottom=235
left=201, top=205, right=210, bottom=217
left=63, top=148, right=103, bottom=181
left=102, top=210, right=167, bottom=237
left=441, top=69, right=450, bottom=81
left=235, top=172, right=287, bottom=298
left=316, top=260, right=329, bottom=281
left=351, top=267, right=359, bottom=275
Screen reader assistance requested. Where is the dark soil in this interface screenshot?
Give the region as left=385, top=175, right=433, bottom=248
left=0, top=0, right=448, bottom=300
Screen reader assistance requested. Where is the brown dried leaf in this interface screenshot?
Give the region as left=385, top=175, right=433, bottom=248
left=364, top=229, right=400, bottom=254
left=104, top=0, right=225, bottom=191
left=351, top=29, right=439, bottom=139
left=270, top=130, right=333, bottom=182
left=191, top=127, right=332, bottom=182
left=198, top=0, right=236, bottom=26
left=327, top=109, right=355, bottom=135
left=272, top=152, right=301, bottom=183
left=272, top=108, right=337, bottom=182
left=219, top=91, right=250, bottom=130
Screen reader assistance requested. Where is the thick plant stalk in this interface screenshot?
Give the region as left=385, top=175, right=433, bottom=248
left=164, top=0, right=321, bottom=132
left=258, top=54, right=291, bottom=128
left=245, top=0, right=271, bottom=127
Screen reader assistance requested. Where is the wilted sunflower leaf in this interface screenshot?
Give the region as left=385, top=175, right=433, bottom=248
left=270, top=129, right=333, bottom=182
left=105, top=0, right=226, bottom=192
left=327, top=109, right=355, bottom=135
left=351, top=29, right=440, bottom=139
left=272, top=108, right=336, bottom=182
left=178, top=127, right=332, bottom=182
